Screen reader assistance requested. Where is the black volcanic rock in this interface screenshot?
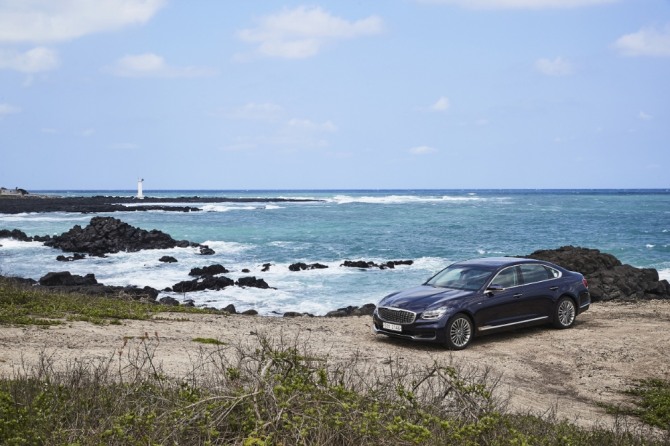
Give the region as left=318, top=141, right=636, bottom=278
left=34, top=271, right=159, bottom=301
left=189, top=264, right=229, bottom=277
left=0, top=195, right=320, bottom=215
left=0, top=229, right=32, bottom=242
left=56, top=254, right=86, bottom=262
left=341, top=260, right=376, bottom=269
left=39, top=271, right=98, bottom=286
left=171, top=276, right=235, bottom=293
left=236, top=276, right=270, bottom=289
left=222, top=304, right=237, bottom=314
left=341, top=259, right=414, bottom=270
left=289, top=262, right=329, bottom=271
left=325, top=304, right=376, bottom=317
left=159, top=296, right=180, bottom=306
left=43, top=216, right=188, bottom=256
left=199, top=245, right=215, bottom=255
left=528, top=246, right=670, bottom=301
left=159, top=256, right=178, bottom=263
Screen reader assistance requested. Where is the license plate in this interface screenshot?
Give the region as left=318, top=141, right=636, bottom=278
left=383, top=322, right=402, bottom=332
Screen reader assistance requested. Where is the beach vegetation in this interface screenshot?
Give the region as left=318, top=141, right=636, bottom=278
left=193, top=337, right=226, bottom=345
left=0, top=278, right=666, bottom=445
left=0, top=277, right=217, bottom=326
left=602, top=379, right=670, bottom=431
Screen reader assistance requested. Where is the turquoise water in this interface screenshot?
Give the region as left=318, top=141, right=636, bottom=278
left=1, top=190, right=668, bottom=315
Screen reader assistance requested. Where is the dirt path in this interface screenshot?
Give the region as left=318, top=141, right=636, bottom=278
left=1, top=300, right=669, bottom=429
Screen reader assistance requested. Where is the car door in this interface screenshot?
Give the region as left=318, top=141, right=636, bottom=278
left=517, top=263, right=560, bottom=319
left=473, top=265, right=530, bottom=329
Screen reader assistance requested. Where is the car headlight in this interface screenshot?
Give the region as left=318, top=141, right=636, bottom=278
left=421, top=307, right=449, bottom=320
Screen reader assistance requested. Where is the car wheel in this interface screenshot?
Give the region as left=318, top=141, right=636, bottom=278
left=553, top=297, right=576, bottom=328
left=445, top=314, right=473, bottom=350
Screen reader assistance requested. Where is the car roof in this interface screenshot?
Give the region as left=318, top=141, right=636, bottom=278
left=454, top=257, right=543, bottom=268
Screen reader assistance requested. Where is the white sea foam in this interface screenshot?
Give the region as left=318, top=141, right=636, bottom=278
left=327, top=194, right=497, bottom=205
left=646, top=244, right=655, bottom=248
left=0, top=213, right=91, bottom=222
left=659, top=269, right=670, bottom=282
left=201, top=204, right=258, bottom=212
left=201, top=240, right=252, bottom=254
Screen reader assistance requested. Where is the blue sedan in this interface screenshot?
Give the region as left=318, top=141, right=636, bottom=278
left=372, top=257, right=590, bottom=350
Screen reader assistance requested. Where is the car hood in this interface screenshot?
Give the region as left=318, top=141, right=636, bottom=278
left=378, top=285, right=474, bottom=312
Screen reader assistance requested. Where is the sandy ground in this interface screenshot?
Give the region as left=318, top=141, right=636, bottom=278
left=1, top=300, right=669, bottom=430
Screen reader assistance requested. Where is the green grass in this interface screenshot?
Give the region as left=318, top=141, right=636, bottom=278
left=0, top=278, right=218, bottom=325
left=600, top=379, right=670, bottom=432
left=193, top=337, right=227, bottom=345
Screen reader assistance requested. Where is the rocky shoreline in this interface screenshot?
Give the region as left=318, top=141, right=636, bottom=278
left=2, top=215, right=670, bottom=318
left=0, top=194, right=320, bottom=214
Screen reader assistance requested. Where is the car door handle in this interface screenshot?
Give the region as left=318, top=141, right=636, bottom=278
left=549, top=286, right=559, bottom=291
left=513, top=293, right=523, bottom=298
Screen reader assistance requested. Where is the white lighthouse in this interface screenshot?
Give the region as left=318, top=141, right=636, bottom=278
left=137, top=178, right=144, bottom=199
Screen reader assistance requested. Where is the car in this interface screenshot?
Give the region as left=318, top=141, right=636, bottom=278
left=372, top=257, right=590, bottom=350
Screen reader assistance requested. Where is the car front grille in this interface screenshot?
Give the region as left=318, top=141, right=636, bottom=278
left=378, top=307, right=416, bottom=325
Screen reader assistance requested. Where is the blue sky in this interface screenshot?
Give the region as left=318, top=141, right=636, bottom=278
left=0, top=0, right=668, bottom=190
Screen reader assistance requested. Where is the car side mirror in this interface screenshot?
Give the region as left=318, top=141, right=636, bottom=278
left=485, top=284, right=505, bottom=296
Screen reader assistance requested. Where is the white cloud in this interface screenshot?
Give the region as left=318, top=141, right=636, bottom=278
left=409, top=145, right=438, bottom=155
left=535, top=57, right=573, bottom=76
left=431, top=96, right=450, bottom=111
left=0, top=0, right=166, bottom=44
left=639, top=111, right=653, bottom=120
left=0, top=102, right=20, bottom=117
left=0, top=47, right=58, bottom=72
left=237, top=6, right=383, bottom=59
left=416, top=0, right=616, bottom=9
left=614, top=24, right=670, bottom=57
left=107, top=53, right=215, bottom=78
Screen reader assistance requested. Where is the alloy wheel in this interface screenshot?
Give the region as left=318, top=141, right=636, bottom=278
left=449, top=316, right=472, bottom=349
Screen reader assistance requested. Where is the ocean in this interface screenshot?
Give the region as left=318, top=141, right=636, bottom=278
left=1, top=189, right=668, bottom=315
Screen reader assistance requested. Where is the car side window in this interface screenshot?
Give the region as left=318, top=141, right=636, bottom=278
left=519, top=264, right=551, bottom=284
left=492, top=266, right=518, bottom=288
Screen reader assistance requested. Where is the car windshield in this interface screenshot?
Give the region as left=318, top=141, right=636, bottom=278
left=425, top=265, right=494, bottom=291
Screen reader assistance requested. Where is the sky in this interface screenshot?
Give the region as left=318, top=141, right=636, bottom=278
left=0, top=0, right=668, bottom=190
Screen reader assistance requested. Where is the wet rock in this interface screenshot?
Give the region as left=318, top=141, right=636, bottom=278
left=189, top=264, right=229, bottom=277
left=199, top=245, right=215, bottom=255
left=39, top=271, right=98, bottom=286
left=43, top=216, right=185, bottom=256
left=56, top=254, right=86, bottom=262
left=527, top=245, right=670, bottom=301
left=171, top=276, right=235, bottom=293
left=241, top=309, right=258, bottom=316
left=289, top=262, right=329, bottom=271
left=222, top=304, right=237, bottom=314
left=341, top=259, right=414, bottom=270
left=0, top=229, right=31, bottom=242
left=159, top=296, right=180, bottom=306
left=159, top=256, right=178, bottom=263
left=236, top=276, right=270, bottom=289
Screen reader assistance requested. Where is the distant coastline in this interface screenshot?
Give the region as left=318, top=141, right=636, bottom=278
left=0, top=194, right=321, bottom=215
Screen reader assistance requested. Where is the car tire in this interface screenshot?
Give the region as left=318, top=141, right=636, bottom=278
left=553, top=297, right=576, bottom=329
left=445, top=314, right=473, bottom=350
